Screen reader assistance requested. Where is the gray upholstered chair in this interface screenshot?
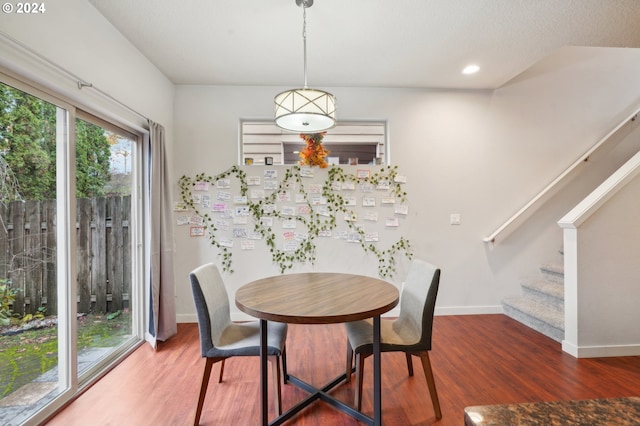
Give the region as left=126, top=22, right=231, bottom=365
left=190, top=263, right=288, bottom=425
left=345, top=259, right=442, bottom=419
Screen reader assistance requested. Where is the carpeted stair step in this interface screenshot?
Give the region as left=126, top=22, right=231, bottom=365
left=521, top=278, right=564, bottom=311
left=540, top=262, right=564, bottom=284
left=503, top=295, right=564, bottom=342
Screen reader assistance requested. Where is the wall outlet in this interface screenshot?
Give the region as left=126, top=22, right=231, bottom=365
left=450, top=213, right=461, bottom=225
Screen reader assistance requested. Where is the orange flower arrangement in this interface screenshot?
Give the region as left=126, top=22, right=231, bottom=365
left=299, top=132, right=330, bottom=168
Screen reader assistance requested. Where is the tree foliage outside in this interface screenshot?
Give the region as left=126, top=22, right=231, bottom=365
left=75, top=118, right=112, bottom=198
left=0, top=83, right=56, bottom=200
left=0, top=82, right=113, bottom=201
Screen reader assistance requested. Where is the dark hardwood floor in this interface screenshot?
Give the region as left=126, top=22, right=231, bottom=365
left=45, top=315, right=640, bottom=425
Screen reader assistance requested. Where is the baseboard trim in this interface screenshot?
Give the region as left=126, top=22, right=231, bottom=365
left=563, top=340, right=640, bottom=358
left=435, top=305, right=503, bottom=316
left=177, top=313, right=197, bottom=323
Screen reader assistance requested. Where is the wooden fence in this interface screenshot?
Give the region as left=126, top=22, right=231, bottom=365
left=0, top=196, right=131, bottom=316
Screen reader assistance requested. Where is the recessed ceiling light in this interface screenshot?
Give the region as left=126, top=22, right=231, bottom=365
left=462, top=64, right=480, bottom=75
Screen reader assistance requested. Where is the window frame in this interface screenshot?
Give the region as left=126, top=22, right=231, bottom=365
left=240, top=120, right=388, bottom=166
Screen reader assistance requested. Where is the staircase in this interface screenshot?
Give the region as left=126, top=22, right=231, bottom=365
left=502, top=262, right=564, bottom=342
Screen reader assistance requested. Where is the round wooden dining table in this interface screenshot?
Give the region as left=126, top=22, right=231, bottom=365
left=236, top=272, right=399, bottom=426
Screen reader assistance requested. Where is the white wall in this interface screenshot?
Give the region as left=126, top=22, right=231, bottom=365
left=0, top=0, right=174, bottom=133
left=173, top=46, right=640, bottom=322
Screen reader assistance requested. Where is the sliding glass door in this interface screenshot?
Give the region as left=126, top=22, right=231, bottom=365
left=74, top=113, right=138, bottom=383
left=0, top=75, right=144, bottom=425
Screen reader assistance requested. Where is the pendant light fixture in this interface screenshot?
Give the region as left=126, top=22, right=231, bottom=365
left=274, top=0, right=336, bottom=133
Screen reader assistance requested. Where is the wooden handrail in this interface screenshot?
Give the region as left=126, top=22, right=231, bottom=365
left=484, top=108, right=640, bottom=246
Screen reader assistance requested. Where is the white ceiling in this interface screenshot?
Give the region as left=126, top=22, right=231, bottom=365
left=88, top=0, right=640, bottom=90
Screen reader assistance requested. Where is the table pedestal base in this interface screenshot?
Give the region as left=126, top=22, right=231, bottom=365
left=269, top=372, right=373, bottom=426
left=260, top=318, right=383, bottom=426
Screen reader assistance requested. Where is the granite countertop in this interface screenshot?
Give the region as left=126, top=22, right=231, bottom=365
left=464, top=396, right=640, bottom=425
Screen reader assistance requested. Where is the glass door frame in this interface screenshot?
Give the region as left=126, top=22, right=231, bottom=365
left=0, top=69, right=146, bottom=425
left=72, top=110, right=145, bottom=387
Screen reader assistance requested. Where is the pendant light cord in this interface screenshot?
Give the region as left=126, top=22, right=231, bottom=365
left=302, top=3, right=308, bottom=89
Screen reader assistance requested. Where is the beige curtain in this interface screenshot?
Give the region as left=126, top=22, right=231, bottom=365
left=146, top=120, right=177, bottom=349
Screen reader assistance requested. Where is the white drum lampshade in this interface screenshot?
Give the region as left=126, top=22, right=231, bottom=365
left=274, top=87, right=336, bottom=132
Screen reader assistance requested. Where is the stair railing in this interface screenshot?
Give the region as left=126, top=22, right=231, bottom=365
left=484, top=108, right=640, bottom=247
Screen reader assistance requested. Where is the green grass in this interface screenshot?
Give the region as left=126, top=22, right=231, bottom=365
left=0, top=311, right=131, bottom=399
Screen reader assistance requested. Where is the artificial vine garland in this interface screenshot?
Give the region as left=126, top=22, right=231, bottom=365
left=178, top=164, right=412, bottom=278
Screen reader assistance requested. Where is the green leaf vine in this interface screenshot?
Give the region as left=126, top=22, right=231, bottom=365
left=178, top=164, right=412, bottom=278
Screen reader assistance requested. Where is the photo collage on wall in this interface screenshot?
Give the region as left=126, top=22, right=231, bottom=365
left=175, top=165, right=410, bottom=274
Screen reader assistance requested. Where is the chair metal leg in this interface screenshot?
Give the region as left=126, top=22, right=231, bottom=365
left=418, top=351, right=442, bottom=419
left=194, top=358, right=215, bottom=426
left=405, top=352, right=414, bottom=376
left=345, top=341, right=353, bottom=383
